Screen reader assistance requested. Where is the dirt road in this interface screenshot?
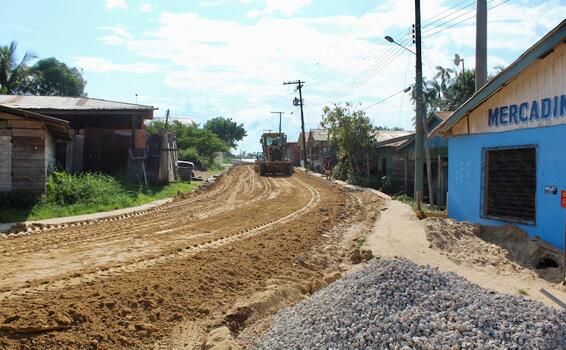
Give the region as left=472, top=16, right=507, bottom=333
left=0, top=165, right=381, bottom=349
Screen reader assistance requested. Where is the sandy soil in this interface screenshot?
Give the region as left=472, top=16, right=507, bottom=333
left=366, top=200, right=566, bottom=308
left=424, top=217, right=564, bottom=283
left=0, top=165, right=382, bottom=349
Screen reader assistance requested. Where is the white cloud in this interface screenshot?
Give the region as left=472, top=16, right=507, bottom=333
left=105, top=0, right=127, bottom=10
left=94, top=1, right=565, bottom=151
left=98, top=26, right=132, bottom=45
left=74, top=57, right=162, bottom=73
left=140, top=3, right=153, bottom=12
left=243, top=0, right=311, bottom=18
left=198, top=0, right=229, bottom=7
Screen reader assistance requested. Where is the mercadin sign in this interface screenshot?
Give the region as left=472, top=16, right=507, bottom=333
left=488, top=94, right=566, bottom=128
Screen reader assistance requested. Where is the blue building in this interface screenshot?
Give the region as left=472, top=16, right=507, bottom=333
left=440, top=20, right=566, bottom=249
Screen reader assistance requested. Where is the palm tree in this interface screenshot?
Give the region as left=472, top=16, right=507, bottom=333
left=0, top=41, right=36, bottom=94
left=433, top=65, right=454, bottom=99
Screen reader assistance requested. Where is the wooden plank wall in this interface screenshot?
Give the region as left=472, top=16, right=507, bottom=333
left=12, top=128, right=46, bottom=192
left=0, top=130, right=12, bottom=192
left=0, top=112, right=47, bottom=193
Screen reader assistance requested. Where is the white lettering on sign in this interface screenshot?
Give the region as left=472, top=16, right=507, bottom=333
left=488, top=95, right=566, bottom=128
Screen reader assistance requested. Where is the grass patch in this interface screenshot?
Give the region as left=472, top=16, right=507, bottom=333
left=518, top=289, right=529, bottom=296
left=355, top=238, right=366, bottom=248
left=394, top=194, right=447, bottom=217
left=0, top=171, right=201, bottom=224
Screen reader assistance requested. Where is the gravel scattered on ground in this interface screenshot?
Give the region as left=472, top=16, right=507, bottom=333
left=256, top=259, right=566, bottom=350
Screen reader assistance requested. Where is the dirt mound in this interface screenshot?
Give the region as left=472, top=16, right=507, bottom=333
left=423, top=217, right=563, bottom=283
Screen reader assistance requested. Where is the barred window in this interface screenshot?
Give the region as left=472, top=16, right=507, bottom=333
left=483, top=146, right=536, bottom=223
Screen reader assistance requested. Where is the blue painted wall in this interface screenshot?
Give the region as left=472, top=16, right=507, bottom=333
left=448, top=124, right=566, bottom=249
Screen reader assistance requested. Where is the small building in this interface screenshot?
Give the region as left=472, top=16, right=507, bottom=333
left=0, top=95, right=155, bottom=176
left=0, top=105, right=69, bottom=193
left=307, top=128, right=332, bottom=171
left=439, top=21, right=566, bottom=249
left=395, top=111, right=452, bottom=206
left=285, top=141, right=301, bottom=166
left=374, top=131, right=414, bottom=193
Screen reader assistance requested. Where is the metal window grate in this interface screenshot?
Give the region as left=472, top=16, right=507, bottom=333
left=484, top=147, right=536, bottom=222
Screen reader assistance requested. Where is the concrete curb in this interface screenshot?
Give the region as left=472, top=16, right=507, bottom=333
left=0, top=197, right=175, bottom=233
left=296, top=168, right=392, bottom=200
left=0, top=166, right=234, bottom=234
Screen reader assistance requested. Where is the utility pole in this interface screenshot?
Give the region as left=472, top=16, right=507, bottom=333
left=270, top=111, right=285, bottom=134
left=165, top=109, right=170, bottom=129
left=283, top=80, right=308, bottom=168
left=413, top=0, right=425, bottom=200
left=476, top=0, right=487, bottom=91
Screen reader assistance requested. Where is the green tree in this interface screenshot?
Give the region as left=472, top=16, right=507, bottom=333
left=25, top=58, right=86, bottom=96
left=442, top=69, right=475, bottom=110
left=321, top=103, right=375, bottom=182
left=204, top=116, right=247, bottom=149
left=411, top=66, right=475, bottom=115
left=0, top=41, right=36, bottom=94
left=148, top=120, right=228, bottom=167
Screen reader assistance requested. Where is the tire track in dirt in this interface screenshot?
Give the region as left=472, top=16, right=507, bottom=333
left=0, top=168, right=317, bottom=300
left=0, top=167, right=263, bottom=255
left=0, top=167, right=383, bottom=350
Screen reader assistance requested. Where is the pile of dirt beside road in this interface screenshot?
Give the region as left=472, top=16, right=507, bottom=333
left=423, top=217, right=563, bottom=283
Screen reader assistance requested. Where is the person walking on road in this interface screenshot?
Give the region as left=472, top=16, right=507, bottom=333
left=323, top=155, right=333, bottom=180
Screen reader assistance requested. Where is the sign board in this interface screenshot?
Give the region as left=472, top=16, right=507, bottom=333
left=561, top=191, right=566, bottom=208
left=544, top=185, right=558, bottom=195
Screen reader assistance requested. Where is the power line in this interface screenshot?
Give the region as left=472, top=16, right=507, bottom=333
left=360, top=86, right=412, bottom=111
left=423, top=0, right=511, bottom=38
left=422, top=0, right=474, bottom=24
left=325, top=39, right=411, bottom=102
left=422, top=0, right=477, bottom=29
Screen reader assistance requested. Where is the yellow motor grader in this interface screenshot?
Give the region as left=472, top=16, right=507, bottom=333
left=256, top=132, right=294, bottom=176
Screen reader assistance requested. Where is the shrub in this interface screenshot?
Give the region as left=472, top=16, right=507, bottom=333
left=43, top=171, right=130, bottom=206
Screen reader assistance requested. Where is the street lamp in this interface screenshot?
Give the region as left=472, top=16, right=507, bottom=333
left=384, top=36, right=416, bottom=55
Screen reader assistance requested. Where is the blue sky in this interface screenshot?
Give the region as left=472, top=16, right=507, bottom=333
left=1, top=0, right=564, bottom=152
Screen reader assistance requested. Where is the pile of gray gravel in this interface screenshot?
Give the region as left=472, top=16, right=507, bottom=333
left=256, top=259, right=566, bottom=350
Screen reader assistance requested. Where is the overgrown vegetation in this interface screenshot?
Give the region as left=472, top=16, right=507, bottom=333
left=321, top=103, right=376, bottom=184
left=0, top=171, right=200, bottom=223
left=148, top=117, right=245, bottom=169
left=395, top=193, right=447, bottom=217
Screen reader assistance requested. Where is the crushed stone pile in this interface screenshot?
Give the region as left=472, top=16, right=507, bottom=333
left=256, top=259, right=566, bottom=350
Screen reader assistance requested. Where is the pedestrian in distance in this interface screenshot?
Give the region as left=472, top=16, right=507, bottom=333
left=323, top=155, right=333, bottom=180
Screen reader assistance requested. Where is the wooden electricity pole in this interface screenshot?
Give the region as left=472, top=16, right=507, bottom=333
left=270, top=111, right=285, bottom=134
left=414, top=0, right=425, bottom=201
left=283, top=80, right=307, bottom=168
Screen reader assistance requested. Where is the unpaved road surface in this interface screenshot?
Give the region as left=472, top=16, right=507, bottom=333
left=0, top=165, right=381, bottom=349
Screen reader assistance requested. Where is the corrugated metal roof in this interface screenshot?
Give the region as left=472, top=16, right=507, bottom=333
left=433, top=111, right=453, bottom=121
left=0, top=95, right=155, bottom=111
left=0, top=105, right=69, bottom=139
left=371, top=130, right=412, bottom=143
left=309, top=128, right=329, bottom=142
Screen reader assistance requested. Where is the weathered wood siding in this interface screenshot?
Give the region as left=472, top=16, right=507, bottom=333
left=45, top=131, right=56, bottom=175
left=0, top=130, right=12, bottom=192
left=12, top=130, right=46, bottom=192
left=0, top=113, right=48, bottom=193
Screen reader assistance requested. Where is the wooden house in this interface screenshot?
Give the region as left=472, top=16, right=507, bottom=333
left=0, top=95, right=155, bottom=177
left=307, top=128, right=335, bottom=172
left=285, top=141, right=301, bottom=166
left=0, top=105, right=69, bottom=193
